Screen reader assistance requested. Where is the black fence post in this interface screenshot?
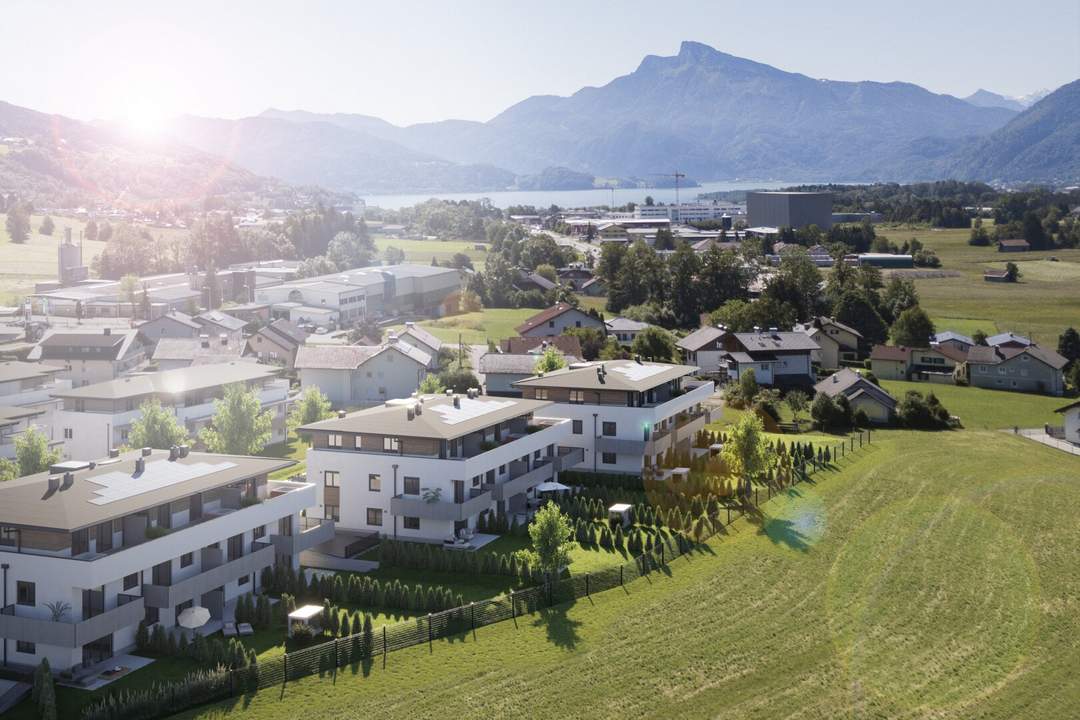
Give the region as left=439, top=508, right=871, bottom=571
left=727, top=506, right=731, bottom=524
left=382, top=626, right=387, bottom=668
left=282, top=653, right=287, bottom=689
left=332, top=640, right=338, bottom=683
left=585, top=573, right=590, bottom=597
left=470, top=602, right=476, bottom=640
left=510, top=590, right=516, bottom=620
left=619, top=565, right=624, bottom=586
left=427, top=613, right=433, bottom=652
left=755, top=488, right=759, bottom=506
left=660, top=544, right=665, bottom=565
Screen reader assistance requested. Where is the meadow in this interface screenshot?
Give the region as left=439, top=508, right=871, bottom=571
left=874, top=225, right=1080, bottom=343
left=391, top=308, right=537, bottom=345
left=879, top=379, right=1066, bottom=429
left=0, top=213, right=104, bottom=304
left=175, top=429, right=1080, bottom=720
left=372, top=235, right=488, bottom=269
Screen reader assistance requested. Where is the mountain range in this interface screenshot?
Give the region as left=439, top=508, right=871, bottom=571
left=1, top=42, right=1077, bottom=205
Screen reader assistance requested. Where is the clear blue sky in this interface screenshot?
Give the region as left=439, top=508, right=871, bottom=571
left=3, top=0, right=1077, bottom=127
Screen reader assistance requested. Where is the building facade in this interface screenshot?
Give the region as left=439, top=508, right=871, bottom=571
left=296, top=340, right=430, bottom=408
left=747, top=191, right=832, bottom=230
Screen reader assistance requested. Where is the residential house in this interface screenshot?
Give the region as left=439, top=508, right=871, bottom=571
left=987, top=332, right=1032, bottom=350
left=580, top=277, right=606, bottom=297
left=0, top=448, right=323, bottom=672
left=152, top=335, right=247, bottom=371
left=498, top=336, right=583, bottom=359
left=998, top=238, right=1030, bottom=252
left=194, top=311, right=247, bottom=342
left=0, top=406, right=57, bottom=460
left=556, top=266, right=594, bottom=291
left=300, top=392, right=574, bottom=541
left=52, top=363, right=290, bottom=460
left=715, top=330, right=819, bottom=388
left=479, top=348, right=582, bottom=397
left=676, top=326, right=726, bottom=376
left=606, top=318, right=650, bottom=347
left=514, top=270, right=556, bottom=293
left=869, top=345, right=911, bottom=381
left=515, top=303, right=605, bottom=338
left=219, top=303, right=271, bottom=325
left=794, top=316, right=863, bottom=369
left=397, top=322, right=443, bottom=370
left=813, top=369, right=897, bottom=424
left=869, top=344, right=964, bottom=382
left=1055, top=399, right=1080, bottom=444
left=964, top=344, right=1067, bottom=396
left=244, top=319, right=307, bottom=371
left=514, top=359, right=716, bottom=474
left=295, top=338, right=431, bottom=407
left=28, top=328, right=147, bottom=388
left=933, top=331, right=975, bottom=355
left=136, top=311, right=202, bottom=348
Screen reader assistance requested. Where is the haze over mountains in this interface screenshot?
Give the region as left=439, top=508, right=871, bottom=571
left=1, top=41, right=1077, bottom=204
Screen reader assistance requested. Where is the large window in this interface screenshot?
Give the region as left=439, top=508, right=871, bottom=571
left=327, top=433, right=343, bottom=448
left=383, top=436, right=400, bottom=453
left=227, top=533, right=244, bottom=561
left=366, top=508, right=383, bottom=526
left=16, top=581, right=35, bottom=606
left=368, top=474, right=381, bottom=491
left=602, top=452, right=617, bottom=465
left=16, top=641, right=35, bottom=655
left=569, top=390, right=585, bottom=404
left=535, top=388, right=549, bottom=400
left=602, top=421, right=616, bottom=436
left=123, top=573, right=138, bottom=591
left=403, top=516, right=420, bottom=530
left=403, top=476, right=420, bottom=495
left=324, top=470, right=340, bottom=487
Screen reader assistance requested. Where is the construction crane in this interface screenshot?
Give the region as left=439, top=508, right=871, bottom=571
left=651, top=171, right=687, bottom=208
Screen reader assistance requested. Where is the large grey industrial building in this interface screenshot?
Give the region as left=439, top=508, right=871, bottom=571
left=747, top=191, right=833, bottom=230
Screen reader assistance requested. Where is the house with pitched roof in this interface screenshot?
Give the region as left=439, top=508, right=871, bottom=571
left=515, top=303, right=605, bottom=338
left=869, top=344, right=967, bottom=382
left=606, top=317, right=650, bottom=346
left=964, top=344, right=1067, bottom=396
left=136, top=311, right=203, bottom=348
left=194, top=311, right=247, bottom=342
left=987, top=332, right=1032, bottom=350
left=712, top=329, right=820, bottom=388
left=814, top=369, right=897, bottom=424
left=295, top=338, right=431, bottom=407
left=28, top=328, right=147, bottom=387
left=397, top=322, right=443, bottom=369
left=933, top=331, right=975, bottom=355
left=152, top=334, right=247, bottom=371
left=794, top=316, right=863, bottom=369
left=676, top=326, right=726, bottom=375
left=244, top=319, right=307, bottom=371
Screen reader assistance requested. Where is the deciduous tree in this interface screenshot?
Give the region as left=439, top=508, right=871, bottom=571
left=199, top=384, right=274, bottom=455
left=128, top=398, right=189, bottom=449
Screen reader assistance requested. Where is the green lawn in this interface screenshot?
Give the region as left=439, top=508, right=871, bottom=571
left=879, top=380, right=1065, bottom=429
left=873, top=225, right=1080, bottom=344
left=262, top=437, right=308, bottom=480
left=391, top=308, right=538, bottom=344
left=373, top=235, right=488, bottom=270
left=178, top=429, right=1080, bottom=719
left=0, top=213, right=104, bottom=303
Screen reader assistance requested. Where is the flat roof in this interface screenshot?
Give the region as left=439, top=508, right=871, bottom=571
left=513, top=359, right=697, bottom=392
left=301, top=394, right=552, bottom=441
left=52, top=362, right=280, bottom=401
left=0, top=360, right=64, bottom=384
left=0, top=449, right=294, bottom=531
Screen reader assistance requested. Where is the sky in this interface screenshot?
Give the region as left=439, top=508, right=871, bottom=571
left=2, top=0, right=1078, bottom=129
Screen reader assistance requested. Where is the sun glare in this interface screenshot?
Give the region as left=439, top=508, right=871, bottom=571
left=121, top=102, right=167, bottom=140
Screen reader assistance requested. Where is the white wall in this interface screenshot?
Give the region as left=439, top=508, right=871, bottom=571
left=521, top=309, right=604, bottom=338
left=300, top=351, right=426, bottom=407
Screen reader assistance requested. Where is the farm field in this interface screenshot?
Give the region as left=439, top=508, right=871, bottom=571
left=879, top=380, right=1065, bottom=430
left=179, top=429, right=1080, bottom=720
left=874, top=225, right=1080, bottom=343
left=372, top=235, right=488, bottom=269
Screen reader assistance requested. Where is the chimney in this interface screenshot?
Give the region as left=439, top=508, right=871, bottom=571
left=414, top=402, right=422, bottom=416
left=200, top=334, right=210, bottom=348
left=405, top=321, right=415, bottom=328
left=169, top=445, right=179, bottom=461
left=338, top=410, right=347, bottom=419
left=141, top=447, right=152, bottom=457
left=134, top=457, right=145, bottom=475
left=387, top=333, right=398, bottom=344
left=445, top=389, right=453, bottom=397
left=47, top=476, right=60, bottom=492
left=62, top=472, right=74, bottom=489
left=178, top=444, right=189, bottom=458
left=407, top=407, right=415, bottom=421
left=104, top=327, right=111, bottom=336
left=832, top=375, right=838, bottom=383
left=453, top=395, right=461, bottom=409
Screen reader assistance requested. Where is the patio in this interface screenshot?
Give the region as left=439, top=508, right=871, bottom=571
left=56, top=654, right=155, bottom=692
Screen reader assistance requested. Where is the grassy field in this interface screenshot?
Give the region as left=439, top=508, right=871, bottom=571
left=393, top=308, right=538, bottom=344
left=177, top=429, right=1080, bottom=719
left=372, top=235, right=489, bottom=269
left=879, top=380, right=1065, bottom=430
left=0, top=213, right=105, bottom=304
left=874, top=225, right=1080, bottom=343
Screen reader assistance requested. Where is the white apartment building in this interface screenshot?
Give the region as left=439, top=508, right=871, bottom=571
left=0, top=361, right=71, bottom=458
left=52, top=363, right=290, bottom=460
left=28, top=328, right=148, bottom=388
left=513, top=360, right=716, bottom=474
left=295, top=338, right=431, bottom=407
left=301, top=392, right=579, bottom=542
left=635, top=202, right=746, bottom=223
left=0, top=448, right=329, bottom=673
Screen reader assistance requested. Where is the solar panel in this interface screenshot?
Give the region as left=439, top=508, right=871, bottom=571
left=85, top=460, right=237, bottom=505
left=428, top=398, right=516, bottom=425
left=610, top=363, right=669, bottom=382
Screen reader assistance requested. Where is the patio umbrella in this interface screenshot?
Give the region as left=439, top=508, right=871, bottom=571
left=534, top=481, right=570, bottom=493
left=177, top=606, right=211, bottom=629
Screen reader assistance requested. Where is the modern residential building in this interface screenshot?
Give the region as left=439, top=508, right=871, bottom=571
left=52, top=363, right=290, bottom=460
left=963, top=344, right=1067, bottom=396
left=747, top=191, right=832, bottom=230
left=794, top=316, right=862, bottom=369
left=515, top=303, right=605, bottom=338
left=244, top=319, right=307, bottom=371
left=813, top=369, right=897, bottom=424
left=0, top=448, right=326, bottom=673
left=606, top=317, right=650, bottom=347
left=714, top=330, right=819, bottom=388
left=152, top=335, right=247, bottom=371
left=301, top=392, right=575, bottom=541
left=514, top=359, right=716, bottom=474
left=28, top=329, right=148, bottom=388
left=295, top=339, right=430, bottom=407
left=0, top=406, right=55, bottom=460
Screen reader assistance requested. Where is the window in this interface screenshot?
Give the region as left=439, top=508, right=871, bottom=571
left=572, top=419, right=583, bottom=435
left=227, top=533, right=243, bottom=561
left=403, top=516, right=420, bottom=530
left=575, top=320, right=582, bottom=327
left=535, top=388, right=549, bottom=400
left=325, top=505, right=339, bottom=521
left=569, top=390, right=585, bottom=404
left=16, top=641, right=35, bottom=655
left=383, top=436, right=400, bottom=453
left=472, top=475, right=481, bottom=487
left=180, top=552, right=194, bottom=568
left=365, top=474, right=381, bottom=492
left=124, top=573, right=138, bottom=591
left=16, top=581, right=35, bottom=606
left=354, top=435, right=363, bottom=449
left=602, top=421, right=616, bottom=436
left=367, top=508, right=383, bottom=526
left=239, top=574, right=250, bottom=585
left=63, top=428, right=73, bottom=439
left=499, top=464, right=506, bottom=474
left=327, top=433, right=343, bottom=448
left=602, top=452, right=617, bottom=465
left=324, top=470, right=340, bottom=488
left=403, top=476, right=420, bottom=495
left=548, top=320, right=555, bottom=328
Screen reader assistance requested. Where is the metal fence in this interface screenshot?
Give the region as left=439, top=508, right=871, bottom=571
left=90, top=429, right=873, bottom=718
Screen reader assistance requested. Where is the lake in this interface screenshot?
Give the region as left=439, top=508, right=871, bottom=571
left=359, top=180, right=804, bottom=211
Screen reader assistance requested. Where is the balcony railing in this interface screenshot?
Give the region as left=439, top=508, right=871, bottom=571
left=487, top=461, right=556, bottom=501
left=0, top=595, right=145, bottom=648
left=390, top=489, right=493, bottom=522
left=142, top=543, right=275, bottom=609
left=270, top=518, right=335, bottom=556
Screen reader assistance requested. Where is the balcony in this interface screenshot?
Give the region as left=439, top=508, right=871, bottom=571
left=0, top=595, right=145, bottom=648
left=596, top=436, right=647, bottom=455
left=555, top=446, right=585, bottom=470
left=673, top=408, right=709, bottom=443
left=142, top=543, right=275, bottom=609
left=390, top=489, right=493, bottom=522
left=488, top=460, right=556, bottom=501
left=269, top=517, right=335, bottom=556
